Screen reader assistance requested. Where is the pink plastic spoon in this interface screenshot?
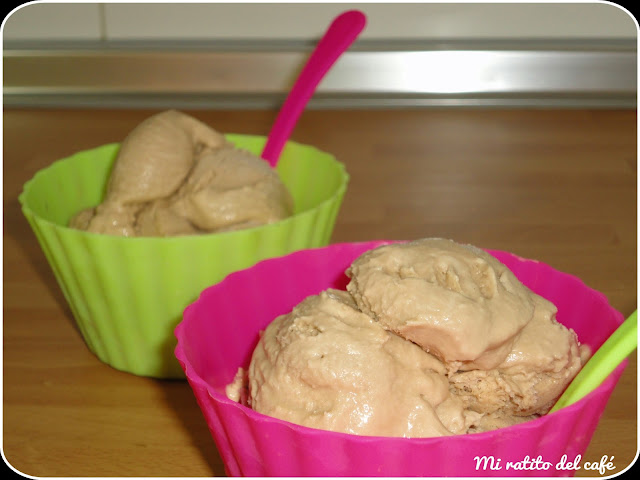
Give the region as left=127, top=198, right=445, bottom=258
left=262, top=10, right=367, bottom=167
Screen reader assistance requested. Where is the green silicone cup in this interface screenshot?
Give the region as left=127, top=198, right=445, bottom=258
left=19, top=135, right=349, bottom=378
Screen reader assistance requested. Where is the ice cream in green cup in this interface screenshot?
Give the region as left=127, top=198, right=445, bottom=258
left=19, top=134, right=348, bottom=378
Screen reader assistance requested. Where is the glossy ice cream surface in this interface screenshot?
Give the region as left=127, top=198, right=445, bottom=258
left=70, top=110, right=293, bottom=236
left=228, top=238, right=590, bottom=438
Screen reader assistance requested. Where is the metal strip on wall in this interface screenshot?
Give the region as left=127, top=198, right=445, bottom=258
left=3, top=40, right=637, bottom=109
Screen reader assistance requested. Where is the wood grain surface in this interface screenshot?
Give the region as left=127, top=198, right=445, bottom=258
left=3, top=108, right=637, bottom=477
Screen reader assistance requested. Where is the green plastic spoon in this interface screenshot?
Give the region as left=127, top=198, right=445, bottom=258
left=550, top=309, right=637, bottom=413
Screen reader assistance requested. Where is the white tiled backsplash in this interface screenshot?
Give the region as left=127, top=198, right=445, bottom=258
left=3, top=3, right=636, bottom=109
left=3, top=2, right=637, bottom=43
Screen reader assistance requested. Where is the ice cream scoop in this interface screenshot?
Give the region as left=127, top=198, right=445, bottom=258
left=261, top=10, right=367, bottom=166
left=69, top=110, right=295, bottom=237
left=550, top=309, right=637, bottom=413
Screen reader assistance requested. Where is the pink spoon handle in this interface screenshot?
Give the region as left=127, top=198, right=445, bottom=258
left=262, top=10, right=367, bottom=166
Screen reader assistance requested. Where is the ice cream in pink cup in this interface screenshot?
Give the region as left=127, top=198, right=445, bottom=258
left=174, top=240, right=626, bottom=477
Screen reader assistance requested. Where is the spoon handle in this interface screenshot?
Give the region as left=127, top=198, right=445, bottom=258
left=262, top=10, right=367, bottom=166
left=550, top=309, right=637, bottom=413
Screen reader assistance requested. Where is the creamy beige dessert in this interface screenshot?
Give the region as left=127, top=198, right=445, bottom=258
left=346, top=239, right=587, bottom=418
left=228, top=238, right=589, bottom=438
left=240, top=289, right=483, bottom=437
left=70, top=110, right=294, bottom=237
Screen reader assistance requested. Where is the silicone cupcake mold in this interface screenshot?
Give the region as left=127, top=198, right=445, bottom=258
left=19, top=135, right=348, bottom=378
left=175, top=241, right=626, bottom=477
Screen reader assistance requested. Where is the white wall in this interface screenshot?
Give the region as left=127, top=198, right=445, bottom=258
left=3, top=2, right=637, bottom=43
left=3, top=3, right=102, bottom=41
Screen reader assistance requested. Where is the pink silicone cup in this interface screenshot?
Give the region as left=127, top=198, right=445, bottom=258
left=261, top=10, right=367, bottom=166
left=175, top=241, right=627, bottom=477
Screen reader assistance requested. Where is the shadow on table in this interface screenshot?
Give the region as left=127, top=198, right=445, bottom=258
left=158, top=378, right=228, bottom=476
left=5, top=197, right=80, bottom=334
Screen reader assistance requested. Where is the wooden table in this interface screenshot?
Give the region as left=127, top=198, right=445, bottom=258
left=3, top=108, right=637, bottom=477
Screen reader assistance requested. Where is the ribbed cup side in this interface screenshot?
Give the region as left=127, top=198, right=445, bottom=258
left=185, top=364, right=625, bottom=476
